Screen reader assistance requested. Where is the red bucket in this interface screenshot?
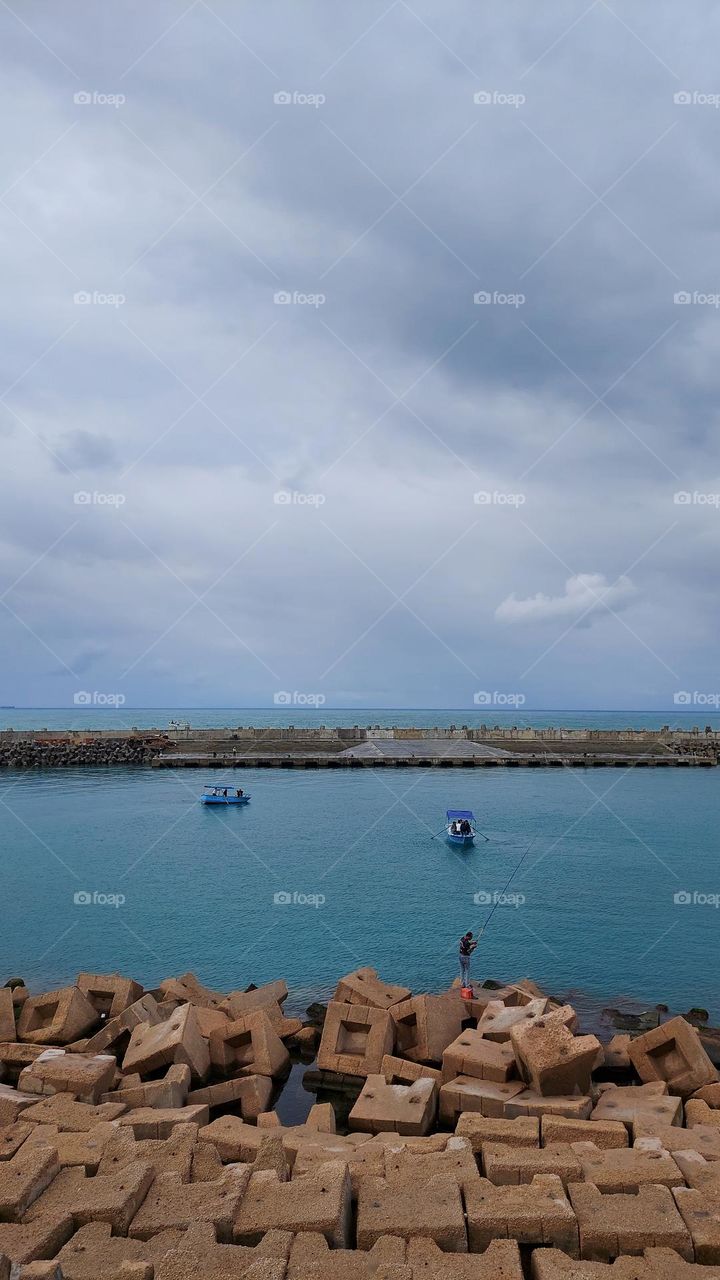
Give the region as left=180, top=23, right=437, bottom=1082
left=460, top=986, right=473, bottom=1000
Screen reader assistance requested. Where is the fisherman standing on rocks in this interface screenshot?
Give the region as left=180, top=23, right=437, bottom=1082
left=459, top=931, right=477, bottom=986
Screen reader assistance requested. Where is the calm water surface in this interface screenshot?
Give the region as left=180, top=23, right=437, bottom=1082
left=1, top=765, right=718, bottom=1018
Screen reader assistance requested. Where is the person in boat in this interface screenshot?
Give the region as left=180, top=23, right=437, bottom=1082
left=236, top=787, right=243, bottom=797
left=460, top=818, right=471, bottom=835
left=459, top=931, right=478, bottom=985
left=450, top=820, right=459, bottom=834
left=223, top=788, right=228, bottom=797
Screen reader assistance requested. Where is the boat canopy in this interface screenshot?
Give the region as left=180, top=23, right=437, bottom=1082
left=447, top=809, right=475, bottom=821
left=203, top=782, right=239, bottom=789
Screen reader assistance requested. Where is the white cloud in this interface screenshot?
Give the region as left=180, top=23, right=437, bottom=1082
left=495, top=574, right=637, bottom=625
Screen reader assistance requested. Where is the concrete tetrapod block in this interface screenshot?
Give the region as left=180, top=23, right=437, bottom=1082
left=531, top=1248, right=718, bottom=1277
left=97, top=1123, right=198, bottom=1181
left=0, top=993, right=15, bottom=1044
left=673, top=1184, right=720, bottom=1263
left=591, top=1084, right=683, bottom=1135
left=75, top=974, right=144, bottom=1020
left=103, top=1063, right=191, bottom=1111
left=208, top=1010, right=290, bottom=1079
left=291, top=1138, right=385, bottom=1197
left=156, top=973, right=225, bottom=1009
left=511, top=1010, right=602, bottom=1097
left=391, top=993, right=465, bottom=1064
left=0, top=1085, right=38, bottom=1126
left=116, top=1105, right=209, bottom=1139
left=442, top=1028, right=517, bottom=1084
left=0, top=1121, right=34, bottom=1161
left=57, top=1222, right=184, bottom=1280
left=316, top=1003, right=394, bottom=1078
left=23, top=1122, right=119, bottom=1173
left=541, top=1115, right=628, bottom=1149
left=381, top=1054, right=442, bottom=1085
left=692, top=1082, right=720, bottom=1106
left=348, top=1074, right=437, bottom=1136
left=0, top=1145, right=58, bottom=1220
left=17, top=989, right=98, bottom=1047
left=153, top=1221, right=292, bottom=1280
left=439, top=1077, right=525, bottom=1124
left=0, top=1217, right=74, bottom=1269
left=475, top=998, right=548, bottom=1043
left=465, top=1173, right=579, bottom=1255
left=129, top=1167, right=250, bottom=1242
left=568, top=1182, right=693, bottom=1261
left=633, top=1118, right=720, bottom=1159
left=482, top=1141, right=584, bottom=1189
left=122, top=1004, right=210, bottom=1081
left=84, top=995, right=161, bottom=1056
left=383, top=1135, right=479, bottom=1195
left=627, top=1016, right=718, bottom=1097
left=19, top=1051, right=116, bottom=1104
left=24, top=1160, right=154, bottom=1235
left=287, top=1230, right=407, bottom=1279
left=333, top=967, right=411, bottom=1010
left=357, top=1172, right=466, bottom=1251
left=406, top=1237, right=524, bottom=1278
left=234, top=1161, right=351, bottom=1248
left=571, top=1138, right=685, bottom=1192
left=19, top=1096, right=126, bottom=1131
left=219, top=980, right=288, bottom=1018
left=671, top=1147, right=720, bottom=1195
left=504, top=1091, right=593, bottom=1121
left=455, top=1113, right=540, bottom=1154
left=686, top=1099, right=720, bottom=1129
left=187, top=1073, right=272, bottom=1120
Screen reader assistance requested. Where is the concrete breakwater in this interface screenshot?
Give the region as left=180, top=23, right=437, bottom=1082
left=0, top=725, right=718, bottom=768
left=0, top=966, right=719, bottom=1274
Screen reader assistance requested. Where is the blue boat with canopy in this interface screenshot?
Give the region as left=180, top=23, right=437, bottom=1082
left=446, top=808, right=476, bottom=846
left=201, top=784, right=251, bottom=806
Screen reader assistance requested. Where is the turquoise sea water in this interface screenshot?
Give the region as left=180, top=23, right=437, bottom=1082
left=2, top=764, right=718, bottom=1019
left=1, top=707, right=720, bottom=731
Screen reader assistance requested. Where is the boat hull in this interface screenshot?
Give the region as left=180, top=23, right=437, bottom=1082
left=201, top=795, right=250, bottom=805
left=446, top=831, right=475, bottom=847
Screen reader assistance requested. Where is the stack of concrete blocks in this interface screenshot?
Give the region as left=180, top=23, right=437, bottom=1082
left=1, top=969, right=720, bottom=1274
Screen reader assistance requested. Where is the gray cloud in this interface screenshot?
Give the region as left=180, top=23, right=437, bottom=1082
left=0, top=2, right=718, bottom=710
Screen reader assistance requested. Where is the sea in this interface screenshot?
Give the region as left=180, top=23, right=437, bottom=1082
left=1, top=708, right=718, bottom=1024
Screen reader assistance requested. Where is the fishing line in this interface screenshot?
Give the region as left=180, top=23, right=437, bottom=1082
left=474, top=834, right=538, bottom=939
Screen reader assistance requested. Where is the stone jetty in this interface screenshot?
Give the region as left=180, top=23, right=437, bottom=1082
left=1, top=724, right=718, bottom=769
left=0, top=967, right=720, bottom=1275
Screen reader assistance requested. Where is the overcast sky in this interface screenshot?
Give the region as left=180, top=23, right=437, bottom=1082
left=1, top=1, right=719, bottom=711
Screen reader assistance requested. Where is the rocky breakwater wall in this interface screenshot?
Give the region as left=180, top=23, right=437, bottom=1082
left=0, top=732, right=165, bottom=768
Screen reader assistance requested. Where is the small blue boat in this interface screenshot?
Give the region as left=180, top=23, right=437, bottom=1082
left=201, top=784, right=251, bottom=806
left=446, top=809, right=476, bottom=846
